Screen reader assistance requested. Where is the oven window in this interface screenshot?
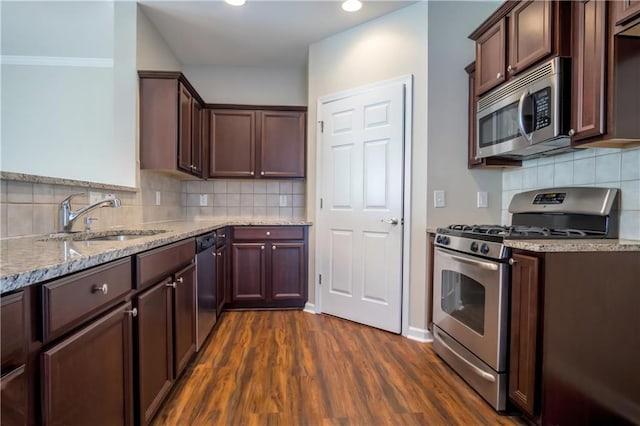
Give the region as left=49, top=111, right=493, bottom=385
left=441, top=271, right=485, bottom=335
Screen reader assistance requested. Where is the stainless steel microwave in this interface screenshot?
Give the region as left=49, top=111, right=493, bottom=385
left=476, top=57, right=572, bottom=160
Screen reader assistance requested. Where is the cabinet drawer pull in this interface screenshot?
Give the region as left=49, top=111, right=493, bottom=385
left=124, top=308, right=138, bottom=317
left=166, top=282, right=177, bottom=288
left=92, top=284, right=108, bottom=295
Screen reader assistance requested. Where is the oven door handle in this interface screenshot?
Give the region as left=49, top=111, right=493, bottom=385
left=438, top=249, right=499, bottom=271
left=435, top=330, right=496, bottom=383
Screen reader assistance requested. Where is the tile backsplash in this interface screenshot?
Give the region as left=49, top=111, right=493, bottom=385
left=0, top=173, right=307, bottom=239
left=502, top=147, right=640, bottom=240
left=182, top=179, right=305, bottom=220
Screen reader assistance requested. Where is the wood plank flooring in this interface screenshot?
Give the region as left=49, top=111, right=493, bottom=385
left=153, top=311, right=524, bottom=425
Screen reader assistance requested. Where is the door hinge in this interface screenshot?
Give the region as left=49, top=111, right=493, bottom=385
left=318, top=120, right=324, bottom=133
left=319, top=274, right=322, bottom=285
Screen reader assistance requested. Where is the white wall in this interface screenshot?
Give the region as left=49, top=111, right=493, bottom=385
left=182, top=65, right=307, bottom=105
left=503, top=148, right=640, bottom=240
left=426, top=0, right=503, bottom=228
left=1, top=1, right=137, bottom=188
left=308, top=2, right=428, bottom=330
left=136, top=6, right=181, bottom=72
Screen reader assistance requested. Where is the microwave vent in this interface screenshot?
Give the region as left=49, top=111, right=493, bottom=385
left=478, top=60, right=555, bottom=112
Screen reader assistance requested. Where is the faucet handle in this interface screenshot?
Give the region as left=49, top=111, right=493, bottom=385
left=61, top=192, right=85, bottom=206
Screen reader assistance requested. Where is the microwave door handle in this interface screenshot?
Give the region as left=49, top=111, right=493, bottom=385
left=518, top=89, right=533, bottom=141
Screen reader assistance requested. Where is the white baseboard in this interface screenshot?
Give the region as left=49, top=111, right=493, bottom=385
left=406, top=326, right=434, bottom=343
left=303, top=302, right=317, bottom=314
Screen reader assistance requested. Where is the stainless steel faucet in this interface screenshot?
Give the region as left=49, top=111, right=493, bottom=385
left=58, top=193, right=121, bottom=233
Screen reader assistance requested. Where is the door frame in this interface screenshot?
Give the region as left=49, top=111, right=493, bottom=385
left=314, top=75, right=414, bottom=337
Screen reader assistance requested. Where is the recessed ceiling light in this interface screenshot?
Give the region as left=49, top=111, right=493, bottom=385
left=342, top=0, right=362, bottom=12
left=225, top=0, right=246, bottom=6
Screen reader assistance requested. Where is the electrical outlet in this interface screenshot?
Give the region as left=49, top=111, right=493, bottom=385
left=199, top=194, right=208, bottom=206
left=434, top=190, right=446, bottom=208
left=279, top=195, right=288, bottom=207
left=89, top=191, right=102, bottom=204
left=477, top=191, right=488, bottom=208
left=155, top=191, right=161, bottom=206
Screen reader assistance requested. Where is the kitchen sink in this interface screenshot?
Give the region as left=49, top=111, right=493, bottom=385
left=42, top=229, right=167, bottom=242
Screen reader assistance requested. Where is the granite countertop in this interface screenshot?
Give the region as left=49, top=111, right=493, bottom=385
left=504, top=238, right=640, bottom=252
left=0, top=219, right=311, bottom=294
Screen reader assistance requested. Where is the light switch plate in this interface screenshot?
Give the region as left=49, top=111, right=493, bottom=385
left=477, top=191, right=488, bottom=208
left=155, top=191, right=161, bottom=206
left=199, top=194, right=208, bottom=206
left=434, top=190, right=446, bottom=208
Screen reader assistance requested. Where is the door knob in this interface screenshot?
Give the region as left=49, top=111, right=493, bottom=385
left=381, top=218, right=399, bottom=225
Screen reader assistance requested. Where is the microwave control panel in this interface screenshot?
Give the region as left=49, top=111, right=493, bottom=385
left=533, top=88, right=551, bottom=130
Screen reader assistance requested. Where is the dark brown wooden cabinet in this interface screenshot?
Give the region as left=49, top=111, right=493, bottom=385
left=172, top=263, right=196, bottom=378
left=571, top=1, right=640, bottom=148
left=139, top=72, right=204, bottom=178
left=228, top=226, right=308, bottom=309
left=216, top=230, right=230, bottom=316
left=470, top=0, right=567, bottom=96
left=1, top=365, right=27, bottom=426
left=614, top=0, right=640, bottom=26
left=136, top=279, right=173, bottom=426
left=1, top=291, right=28, bottom=426
left=509, top=251, right=543, bottom=418
left=465, top=62, right=521, bottom=169
left=209, top=108, right=306, bottom=179
left=41, top=302, right=134, bottom=426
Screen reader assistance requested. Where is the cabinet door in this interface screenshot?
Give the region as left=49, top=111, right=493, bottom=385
left=173, top=263, right=196, bottom=378
left=231, top=243, right=266, bottom=302
left=42, top=303, right=134, bottom=426
left=508, top=0, right=552, bottom=75
left=178, top=83, right=193, bottom=174
left=466, top=63, right=482, bottom=168
left=270, top=241, right=306, bottom=302
left=476, top=19, right=506, bottom=95
left=136, top=279, right=173, bottom=426
left=191, top=100, right=203, bottom=177
left=1, top=365, right=26, bottom=426
left=216, top=244, right=228, bottom=315
left=209, top=110, right=256, bottom=177
left=615, top=0, right=640, bottom=25
left=1, top=291, right=26, bottom=374
left=572, top=0, right=607, bottom=141
left=509, top=252, right=542, bottom=417
left=259, top=111, right=305, bottom=178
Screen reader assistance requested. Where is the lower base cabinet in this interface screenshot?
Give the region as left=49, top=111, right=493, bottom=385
left=1, top=366, right=27, bottom=425
left=41, top=303, right=134, bottom=426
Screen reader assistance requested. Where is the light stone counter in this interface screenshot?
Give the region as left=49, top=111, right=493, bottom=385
left=504, top=238, right=640, bottom=252
left=0, top=219, right=311, bottom=294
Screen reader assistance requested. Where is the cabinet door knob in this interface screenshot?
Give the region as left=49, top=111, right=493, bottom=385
left=509, top=258, right=517, bottom=265
left=568, top=129, right=575, bottom=136
left=261, top=245, right=265, bottom=250
left=250, top=171, right=255, bottom=176
left=261, top=171, right=265, bottom=176
left=92, top=284, right=108, bottom=294
left=266, top=231, right=271, bottom=236
left=507, top=65, right=514, bottom=73
left=272, top=245, right=276, bottom=250
left=124, top=308, right=138, bottom=317
left=176, top=277, right=184, bottom=283
left=496, top=72, right=502, bottom=79
left=166, top=282, right=177, bottom=288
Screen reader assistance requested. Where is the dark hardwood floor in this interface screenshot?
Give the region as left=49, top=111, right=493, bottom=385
left=153, top=311, right=523, bottom=425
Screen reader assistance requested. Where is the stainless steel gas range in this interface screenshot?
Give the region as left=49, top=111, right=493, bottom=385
left=432, top=187, right=620, bottom=411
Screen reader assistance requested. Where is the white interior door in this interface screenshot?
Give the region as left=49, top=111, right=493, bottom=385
left=318, top=81, right=405, bottom=333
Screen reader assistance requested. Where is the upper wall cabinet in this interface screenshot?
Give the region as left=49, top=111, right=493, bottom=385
left=470, top=0, right=570, bottom=96
left=209, top=107, right=306, bottom=179
left=571, top=1, right=640, bottom=148
left=139, top=72, right=205, bottom=179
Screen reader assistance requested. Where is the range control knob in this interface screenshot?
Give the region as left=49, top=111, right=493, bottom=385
left=436, top=235, right=442, bottom=244
left=470, top=242, right=479, bottom=252
left=480, top=243, right=490, bottom=255
left=442, top=236, right=450, bottom=245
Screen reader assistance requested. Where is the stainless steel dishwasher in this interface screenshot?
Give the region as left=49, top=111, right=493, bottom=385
left=195, top=231, right=217, bottom=351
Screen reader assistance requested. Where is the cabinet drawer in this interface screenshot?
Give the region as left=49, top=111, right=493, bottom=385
left=136, top=238, right=195, bottom=290
left=43, top=258, right=132, bottom=342
left=1, top=291, right=26, bottom=373
left=233, top=226, right=304, bottom=241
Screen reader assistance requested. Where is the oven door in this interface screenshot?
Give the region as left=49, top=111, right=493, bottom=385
left=433, top=247, right=508, bottom=371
